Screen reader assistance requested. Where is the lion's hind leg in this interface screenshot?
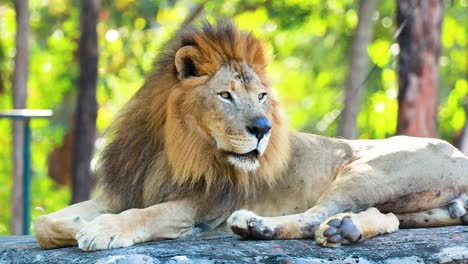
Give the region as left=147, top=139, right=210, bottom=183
left=397, top=196, right=468, bottom=228
left=315, top=197, right=468, bottom=248
left=315, top=207, right=399, bottom=248
left=34, top=200, right=110, bottom=249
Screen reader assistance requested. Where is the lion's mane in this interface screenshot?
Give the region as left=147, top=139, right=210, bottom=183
left=96, top=21, right=290, bottom=215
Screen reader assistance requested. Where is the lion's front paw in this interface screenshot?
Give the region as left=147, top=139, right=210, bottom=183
left=315, top=215, right=362, bottom=248
left=227, top=210, right=278, bottom=239
left=76, top=214, right=135, bottom=251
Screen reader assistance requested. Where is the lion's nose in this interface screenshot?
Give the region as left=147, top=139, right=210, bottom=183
left=246, top=117, right=271, bottom=141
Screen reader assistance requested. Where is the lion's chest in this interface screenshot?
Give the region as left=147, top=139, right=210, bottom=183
left=238, top=132, right=352, bottom=217
left=240, top=170, right=333, bottom=216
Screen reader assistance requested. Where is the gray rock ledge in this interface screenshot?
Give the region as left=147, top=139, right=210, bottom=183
left=0, top=226, right=467, bottom=264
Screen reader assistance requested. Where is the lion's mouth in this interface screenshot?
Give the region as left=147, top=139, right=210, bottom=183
left=227, top=149, right=259, bottom=161
left=225, top=149, right=260, bottom=172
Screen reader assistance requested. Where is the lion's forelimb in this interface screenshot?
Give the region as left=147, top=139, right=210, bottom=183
left=34, top=199, right=110, bottom=249
left=315, top=207, right=399, bottom=247
left=227, top=208, right=327, bottom=240
left=75, top=199, right=198, bottom=251
left=227, top=207, right=400, bottom=248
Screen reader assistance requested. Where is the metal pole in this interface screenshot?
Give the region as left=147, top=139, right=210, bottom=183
left=22, top=119, right=31, bottom=235
left=0, top=109, right=52, bottom=235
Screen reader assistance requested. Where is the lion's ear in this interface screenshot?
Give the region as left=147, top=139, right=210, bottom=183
left=175, top=46, right=202, bottom=80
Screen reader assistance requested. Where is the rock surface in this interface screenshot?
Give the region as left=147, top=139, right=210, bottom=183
left=0, top=226, right=467, bottom=263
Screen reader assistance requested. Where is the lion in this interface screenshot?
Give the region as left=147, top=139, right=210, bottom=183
left=34, top=21, right=468, bottom=251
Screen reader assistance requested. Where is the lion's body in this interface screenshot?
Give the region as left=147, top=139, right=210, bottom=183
left=35, top=21, right=468, bottom=251
left=243, top=133, right=468, bottom=217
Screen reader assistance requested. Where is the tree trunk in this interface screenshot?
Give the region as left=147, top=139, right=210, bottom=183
left=11, top=0, right=29, bottom=235
left=337, top=0, right=377, bottom=139
left=396, top=0, right=443, bottom=137
left=71, top=0, right=99, bottom=204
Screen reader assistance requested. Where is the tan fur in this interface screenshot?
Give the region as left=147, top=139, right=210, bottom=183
left=35, top=200, right=109, bottom=249
left=35, top=21, right=468, bottom=251
left=315, top=208, right=399, bottom=247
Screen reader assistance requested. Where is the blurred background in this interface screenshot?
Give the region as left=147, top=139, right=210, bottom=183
left=0, top=0, right=466, bottom=235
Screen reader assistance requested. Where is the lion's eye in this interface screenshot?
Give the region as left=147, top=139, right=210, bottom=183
left=218, top=92, right=232, bottom=101
left=219, top=92, right=232, bottom=100
left=258, top=93, right=267, bottom=101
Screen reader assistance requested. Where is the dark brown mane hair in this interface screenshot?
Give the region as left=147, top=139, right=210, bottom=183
left=95, top=20, right=290, bottom=215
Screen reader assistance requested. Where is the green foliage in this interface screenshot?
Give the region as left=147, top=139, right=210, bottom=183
left=0, top=0, right=466, bottom=234
left=438, top=1, right=468, bottom=140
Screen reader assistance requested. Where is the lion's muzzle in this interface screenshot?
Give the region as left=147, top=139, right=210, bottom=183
left=246, top=117, right=271, bottom=141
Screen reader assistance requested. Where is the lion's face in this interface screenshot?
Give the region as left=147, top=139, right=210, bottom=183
left=101, top=22, right=290, bottom=208
left=193, top=64, right=271, bottom=172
